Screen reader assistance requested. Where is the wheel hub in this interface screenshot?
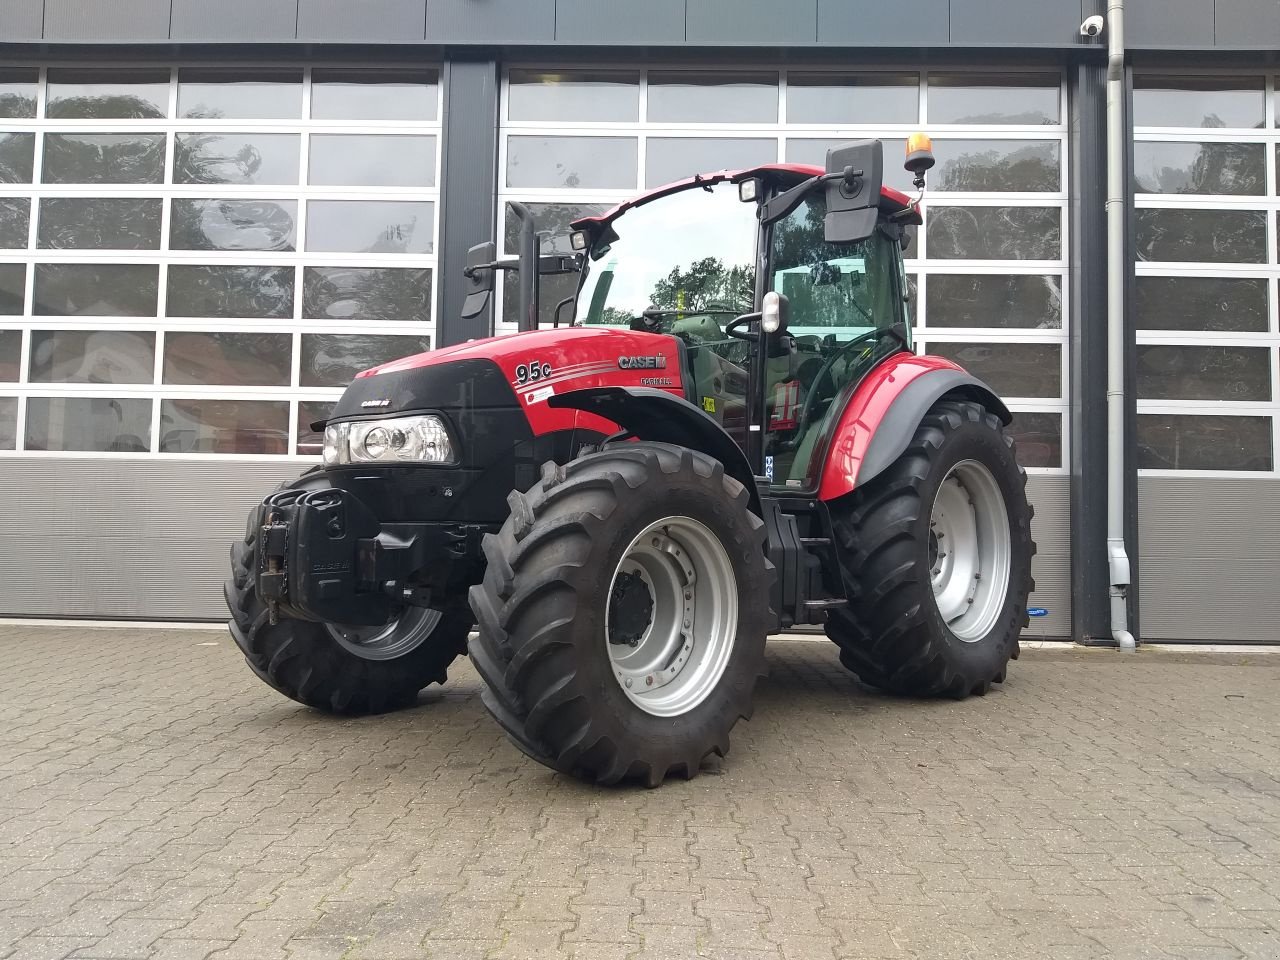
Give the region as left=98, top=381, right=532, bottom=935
left=928, top=460, right=1012, bottom=642
left=605, top=517, right=738, bottom=718
left=326, top=605, right=443, bottom=661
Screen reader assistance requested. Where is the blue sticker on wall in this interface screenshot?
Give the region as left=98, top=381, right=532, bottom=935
left=1027, top=607, right=1049, bottom=618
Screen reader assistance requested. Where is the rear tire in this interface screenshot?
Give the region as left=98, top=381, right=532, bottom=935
left=826, top=399, right=1034, bottom=698
left=224, top=470, right=473, bottom=714
left=468, top=443, right=773, bottom=787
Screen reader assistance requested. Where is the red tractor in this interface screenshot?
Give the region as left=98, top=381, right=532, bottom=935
left=226, top=138, right=1034, bottom=787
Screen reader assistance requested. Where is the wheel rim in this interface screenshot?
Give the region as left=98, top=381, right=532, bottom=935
left=605, top=516, right=738, bottom=718
left=928, top=460, right=1012, bottom=642
left=326, top=606, right=443, bottom=661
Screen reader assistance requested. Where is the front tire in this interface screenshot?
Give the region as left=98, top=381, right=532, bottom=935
left=826, top=399, right=1034, bottom=698
left=468, top=443, right=773, bottom=787
left=225, top=471, right=473, bottom=714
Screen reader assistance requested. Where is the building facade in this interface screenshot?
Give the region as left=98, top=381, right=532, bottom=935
left=0, top=0, right=1277, bottom=642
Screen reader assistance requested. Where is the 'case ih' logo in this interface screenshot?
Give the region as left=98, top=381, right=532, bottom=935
left=361, top=399, right=392, bottom=408
left=618, top=356, right=667, bottom=370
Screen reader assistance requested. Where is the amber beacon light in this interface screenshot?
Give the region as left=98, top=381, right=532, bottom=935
left=904, top=133, right=935, bottom=189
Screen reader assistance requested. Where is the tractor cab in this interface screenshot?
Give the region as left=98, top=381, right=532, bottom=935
left=568, top=148, right=920, bottom=489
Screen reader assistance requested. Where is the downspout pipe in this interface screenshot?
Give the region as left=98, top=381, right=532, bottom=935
left=1105, top=0, right=1137, bottom=652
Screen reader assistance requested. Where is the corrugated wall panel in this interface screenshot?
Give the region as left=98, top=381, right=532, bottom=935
left=0, top=462, right=1072, bottom=631
left=43, top=0, right=172, bottom=40
left=0, top=461, right=296, bottom=621
left=949, top=0, right=1084, bottom=45
left=685, top=0, right=818, bottom=44
left=555, top=0, right=685, bottom=44
left=1025, top=475, right=1070, bottom=640
left=1125, top=0, right=1215, bottom=47
left=1138, top=477, right=1280, bottom=642
left=171, top=0, right=299, bottom=41
left=817, top=0, right=949, bottom=45
left=296, top=0, right=426, bottom=42
left=427, top=0, right=555, bottom=44
left=0, top=0, right=44, bottom=40
left=1214, top=0, right=1280, bottom=46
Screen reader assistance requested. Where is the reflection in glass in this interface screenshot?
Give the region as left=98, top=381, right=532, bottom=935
left=508, top=70, right=638, bottom=122
left=297, top=401, right=336, bottom=456
left=0, top=264, right=24, bottom=315
left=645, top=138, right=777, bottom=188
left=0, top=132, right=35, bottom=183
left=932, top=140, right=1059, bottom=192
left=504, top=201, right=609, bottom=256
left=1135, top=276, right=1268, bottom=332
left=785, top=138, right=912, bottom=192
left=166, top=265, right=295, bottom=319
left=163, top=331, right=292, bottom=387
left=503, top=270, right=579, bottom=328
left=46, top=68, right=170, bottom=119
left=1133, top=75, right=1264, bottom=129
left=312, top=68, right=438, bottom=121
left=0, top=197, right=30, bottom=248
left=1137, top=345, right=1270, bottom=402
left=1135, top=209, right=1266, bottom=263
left=928, top=342, right=1061, bottom=398
left=37, top=197, right=163, bottom=250
left=174, top=133, right=299, bottom=185
left=927, top=274, right=1062, bottom=329
left=0, top=68, right=37, bottom=119
left=506, top=136, right=636, bottom=189
left=1133, top=141, right=1264, bottom=195
left=33, top=263, right=158, bottom=317
left=786, top=73, right=918, bottom=125
left=1138, top=414, right=1272, bottom=471
left=927, top=207, right=1061, bottom=260
left=1008, top=412, right=1062, bottom=469
left=647, top=72, right=777, bottom=124
left=42, top=133, right=165, bottom=184
left=170, top=199, right=297, bottom=252
left=28, top=330, right=154, bottom=383
left=303, top=267, right=432, bottom=323
left=308, top=134, right=436, bottom=188
left=927, top=74, right=1060, bottom=125
left=0, top=328, right=19, bottom=380
left=26, top=396, right=152, bottom=452
left=159, top=398, right=288, bottom=454
left=178, top=69, right=303, bottom=119
left=300, top=334, right=431, bottom=387
left=306, top=201, right=434, bottom=254
left=0, top=396, right=15, bottom=449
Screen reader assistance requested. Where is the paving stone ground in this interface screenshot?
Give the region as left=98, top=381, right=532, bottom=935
left=1, top=626, right=1279, bottom=960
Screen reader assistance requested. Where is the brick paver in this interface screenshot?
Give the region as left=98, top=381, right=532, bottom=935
left=2, top=626, right=1278, bottom=960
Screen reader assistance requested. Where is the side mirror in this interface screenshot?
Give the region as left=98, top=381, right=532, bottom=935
left=823, top=140, right=883, bottom=244
left=460, top=241, right=496, bottom=320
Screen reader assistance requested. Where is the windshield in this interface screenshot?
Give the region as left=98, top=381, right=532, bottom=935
left=575, top=184, right=757, bottom=330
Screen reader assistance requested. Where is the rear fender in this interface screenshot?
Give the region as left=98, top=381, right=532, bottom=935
left=548, top=387, right=762, bottom=516
left=816, top=355, right=1010, bottom=502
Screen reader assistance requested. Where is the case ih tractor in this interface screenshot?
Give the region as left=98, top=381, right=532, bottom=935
left=226, top=138, right=1034, bottom=787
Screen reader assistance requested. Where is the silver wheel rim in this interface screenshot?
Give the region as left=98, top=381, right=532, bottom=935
left=605, top=516, right=738, bottom=718
left=929, top=460, right=1012, bottom=642
left=326, top=606, right=443, bottom=661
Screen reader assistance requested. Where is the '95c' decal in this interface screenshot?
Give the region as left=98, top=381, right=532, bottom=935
left=515, top=362, right=553, bottom=386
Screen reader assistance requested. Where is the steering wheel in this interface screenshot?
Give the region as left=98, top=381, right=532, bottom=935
left=779, top=328, right=886, bottom=450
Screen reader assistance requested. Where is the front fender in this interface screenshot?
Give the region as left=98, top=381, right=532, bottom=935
left=548, top=386, right=761, bottom=516
left=816, top=354, right=1010, bottom=502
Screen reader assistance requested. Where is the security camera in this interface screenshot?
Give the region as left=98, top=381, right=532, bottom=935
left=1080, top=15, right=1104, bottom=37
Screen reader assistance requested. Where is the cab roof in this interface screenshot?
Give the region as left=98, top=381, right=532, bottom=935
left=570, top=163, right=922, bottom=231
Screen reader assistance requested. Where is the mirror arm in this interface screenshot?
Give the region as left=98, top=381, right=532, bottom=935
left=552, top=296, right=575, bottom=328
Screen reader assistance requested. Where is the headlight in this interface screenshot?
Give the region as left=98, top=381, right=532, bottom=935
left=322, top=415, right=456, bottom=465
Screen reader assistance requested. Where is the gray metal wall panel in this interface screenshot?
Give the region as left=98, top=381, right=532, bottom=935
left=0, top=461, right=297, bottom=620
left=171, top=0, right=299, bottom=41
left=1214, top=0, right=1280, bottom=46
left=949, top=0, right=1083, bottom=46
left=1025, top=476, right=1071, bottom=640
left=43, top=0, right=172, bottom=40
left=555, top=0, right=685, bottom=44
left=0, top=0, right=43, bottom=40
left=1126, top=0, right=1215, bottom=46
left=686, top=0, right=818, bottom=44
left=437, top=60, right=499, bottom=345
left=817, top=0, right=948, bottom=45
left=297, top=0, right=426, bottom=42
left=1138, top=477, right=1280, bottom=642
left=426, top=0, right=555, bottom=44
